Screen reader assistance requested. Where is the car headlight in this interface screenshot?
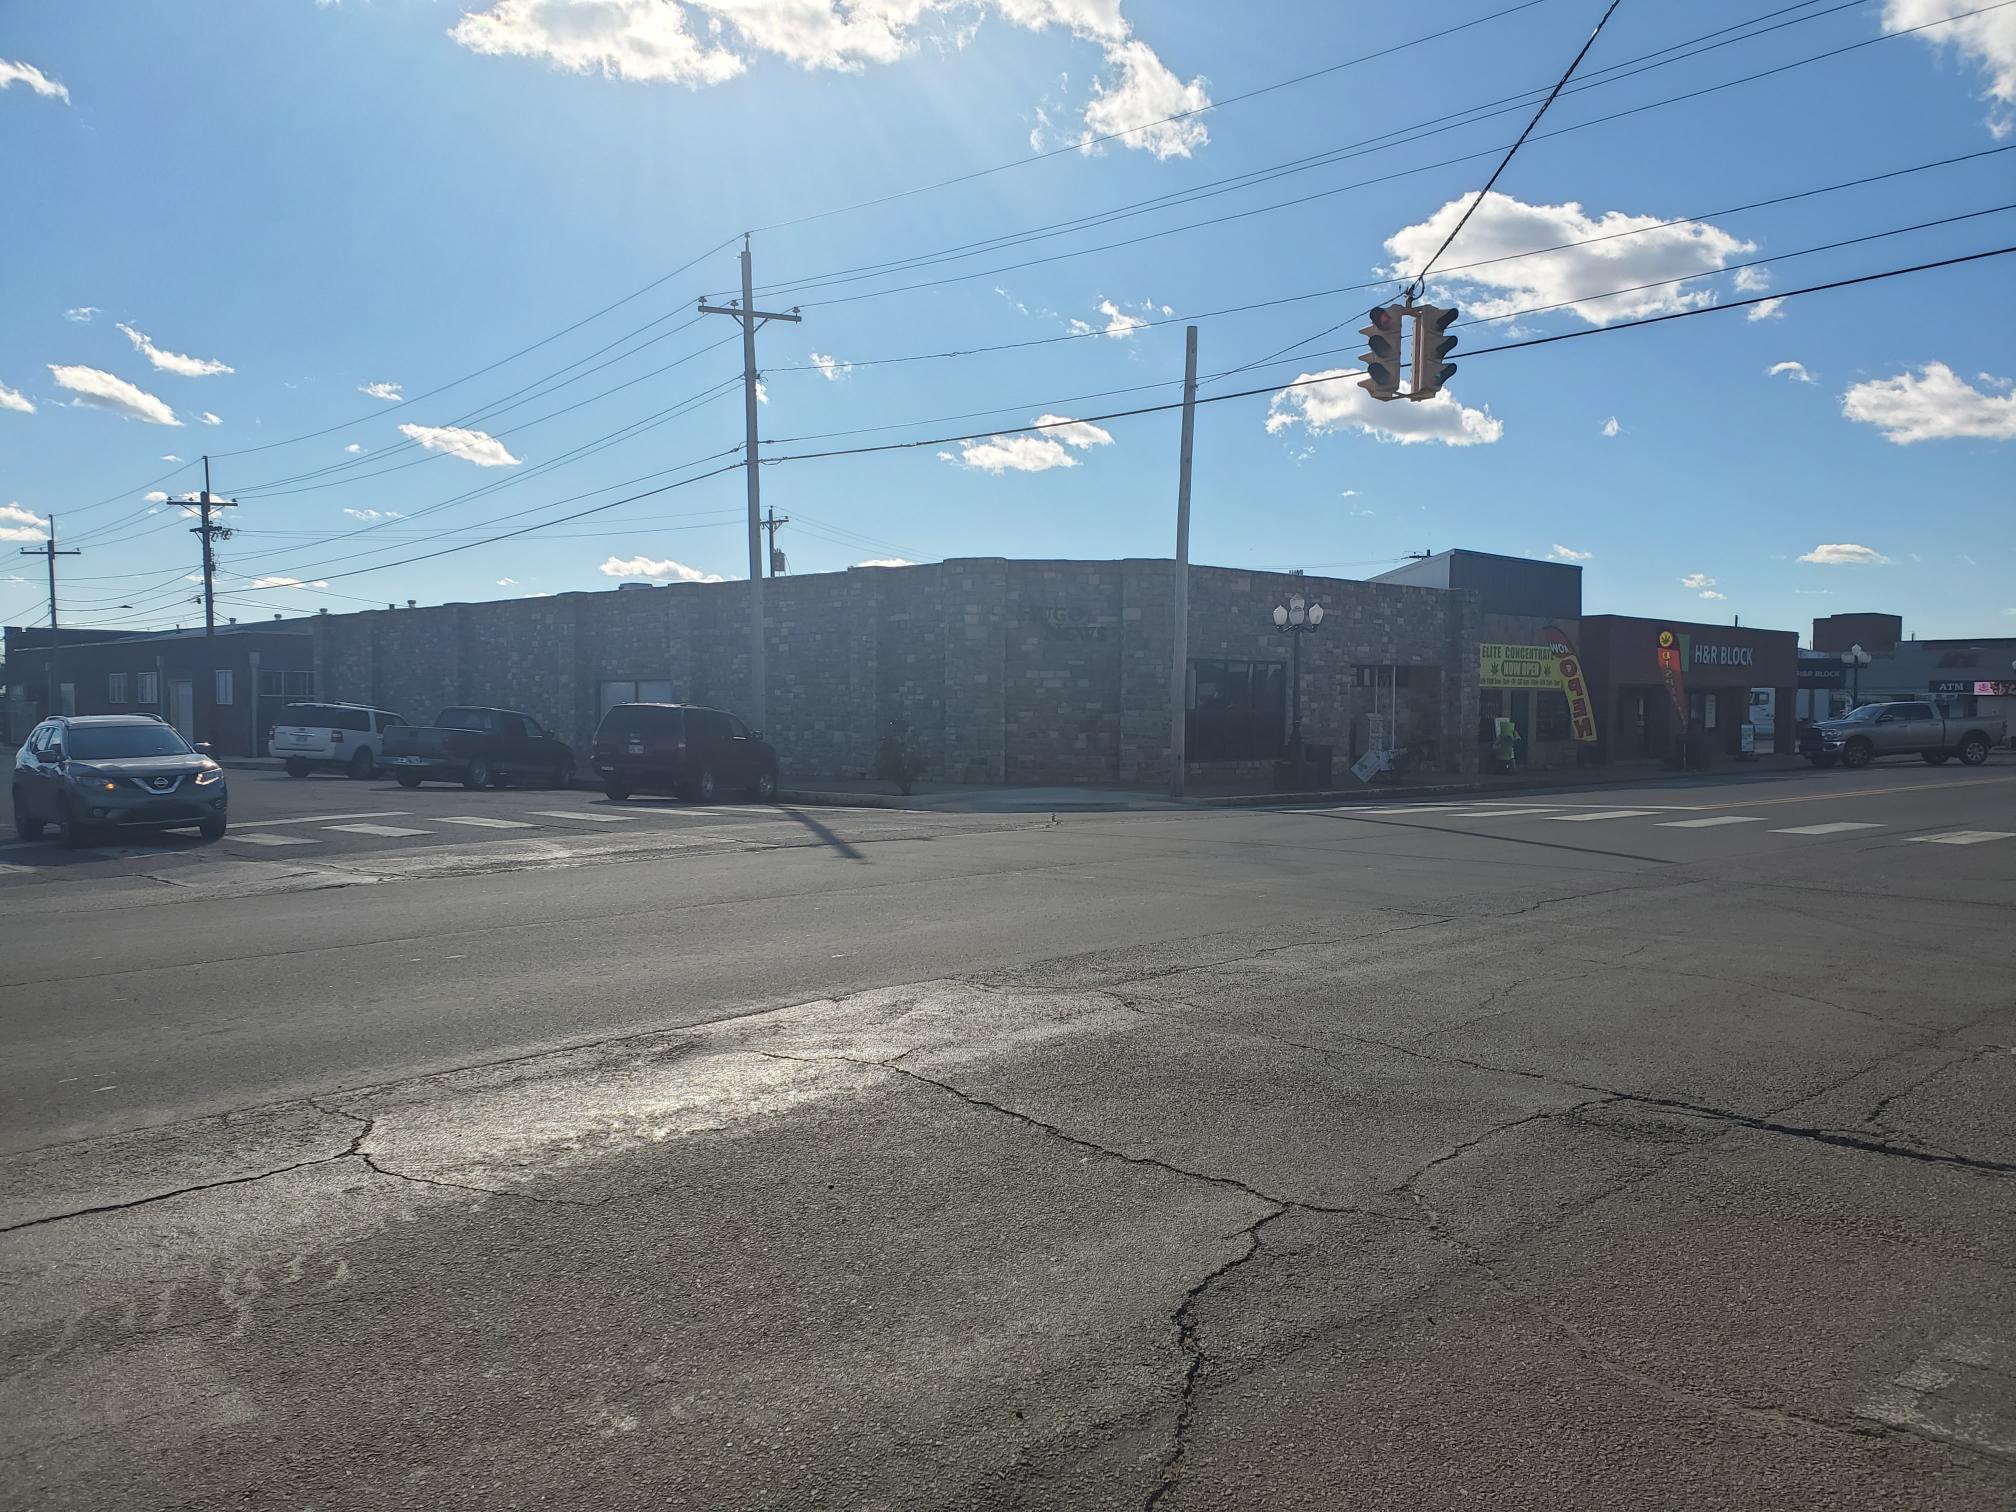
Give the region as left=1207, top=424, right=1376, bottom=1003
left=194, top=767, right=225, bottom=785
left=68, top=766, right=119, bottom=792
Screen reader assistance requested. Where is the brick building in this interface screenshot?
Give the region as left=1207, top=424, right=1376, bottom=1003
left=306, top=557, right=1567, bottom=785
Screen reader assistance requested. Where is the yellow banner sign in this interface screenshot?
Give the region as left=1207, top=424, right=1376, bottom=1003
left=1479, top=644, right=1566, bottom=690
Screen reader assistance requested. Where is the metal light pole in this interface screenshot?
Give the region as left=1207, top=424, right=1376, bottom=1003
left=1841, top=642, right=1872, bottom=707
left=1272, top=593, right=1324, bottom=767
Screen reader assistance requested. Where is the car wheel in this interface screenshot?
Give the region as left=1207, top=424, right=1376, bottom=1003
left=199, top=816, right=227, bottom=840
left=1922, top=751, right=1950, bottom=765
left=58, top=800, right=93, bottom=851
left=284, top=757, right=311, bottom=778
left=550, top=759, right=575, bottom=790
left=1958, top=733, right=1990, bottom=766
left=395, top=771, right=423, bottom=789
left=751, top=767, right=777, bottom=803
left=1841, top=738, right=1873, bottom=770
left=12, top=789, right=45, bottom=841
left=463, top=760, right=492, bottom=791
left=348, top=747, right=375, bottom=780
left=686, top=767, right=718, bottom=803
left=603, top=781, right=630, bottom=802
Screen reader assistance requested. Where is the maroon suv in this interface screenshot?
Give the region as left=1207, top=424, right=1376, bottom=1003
left=590, top=703, right=779, bottom=803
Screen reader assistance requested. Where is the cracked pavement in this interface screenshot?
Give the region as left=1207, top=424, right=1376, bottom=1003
left=3, top=770, right=2014, bottom=1509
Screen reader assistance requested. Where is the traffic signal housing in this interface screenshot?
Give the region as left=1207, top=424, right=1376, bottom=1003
left=1411, top=304, right=1458, bottom=400
left=1358, top=305, right=1404, bottom=401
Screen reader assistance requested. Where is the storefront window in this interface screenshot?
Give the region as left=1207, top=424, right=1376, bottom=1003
left=1187, top=659, right=1285, bottom=759
left=1535, top=691, right=1569, bottom=742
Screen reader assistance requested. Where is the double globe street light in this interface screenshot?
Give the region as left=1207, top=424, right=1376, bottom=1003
left=1272, top=593, right=1325, bottom=765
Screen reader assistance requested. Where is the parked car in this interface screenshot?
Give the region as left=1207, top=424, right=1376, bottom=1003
left=590, top=703, right=778, bottom=802
left=270, top=702, right=408, bottom=779
left=380, top=706, right=574, bottom=790
left=1799, top=701, right=2005, bottom=769
left=12, top=714, right=228, bottom=848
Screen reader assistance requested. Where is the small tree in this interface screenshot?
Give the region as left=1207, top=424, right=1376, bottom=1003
left=876, top=716, right=920, bottom=796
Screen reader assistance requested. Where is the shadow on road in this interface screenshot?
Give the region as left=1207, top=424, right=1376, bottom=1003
left=774, top=805, right=866, bottom=861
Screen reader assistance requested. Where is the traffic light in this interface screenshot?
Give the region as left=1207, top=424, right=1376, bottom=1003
left=1358, top=305, right=1404, bottom=401
left=1411, top=304, right=1458, bottom=400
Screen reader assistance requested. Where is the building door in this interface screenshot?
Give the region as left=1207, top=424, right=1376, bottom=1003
left=169, top=679, right=194, bottom=741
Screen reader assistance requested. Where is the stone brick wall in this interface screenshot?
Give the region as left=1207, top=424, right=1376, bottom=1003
left=307, top=557, right=1485, bottom=787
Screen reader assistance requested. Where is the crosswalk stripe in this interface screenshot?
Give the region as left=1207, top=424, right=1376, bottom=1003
left=232, top=810, right=413, bottom=829
left=1657, top=816, right=1767, bottom=828
left=1547, top=810, right=1662, bottom=822
left=529, top=809, right=645, bottom=823
left=323, top=823, right=431, bottom=838
left=434, top=816, right=537, bottom=830
left=229, top=832, right=321, bottom=847
left=1346, top=805, right=1467, bottom=815
left=1771, top=822, right=1885, bottom=836
left=1446, top=808, right=1557, bottom=818
left=1906, top=830, right=2016, bottom=846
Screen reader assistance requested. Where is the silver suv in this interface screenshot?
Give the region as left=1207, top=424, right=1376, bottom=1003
left=12, top=715, right=229, bottom=848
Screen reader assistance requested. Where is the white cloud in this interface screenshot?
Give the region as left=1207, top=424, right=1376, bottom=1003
left=342, top=507, right=402, bottom=521
left=1884, top=0, right=2016, bottom=132
left=854, top=557, right=917, bottom=568
left=496, top=577, right=519, bottom=586
left=1746, top=297, right=1786, bottom=322
left=809, top=351, right=852, bottom=381
left=1599, top=416, right=1619, bottom=437
left=344, top=442, right=365, bottom=453
left=0, top=381, right=33, bottom=414
left=0, top=503, right=51, bottom=543
left=198, top=410, right=222, bottom=426
left=1680, top=572, right=1717, bottom=590
left=598, top=555, right=724, bottom=582
left=1080, top=40, right=1209, bottom=159
left=755, top=378, right=769, bottom=404
left=1075, top=296, right=1152, bottom=337
left=1383, top=192, right=1754, bottom=326
left=996, top=0, right=1127, bottom=42
left=162, top=454, right=182, bottom=461
left=63, top=306, right=97, bottom=323
left=1732, top=266, right=1771, bottom=293
left=1767, top=360, right=1814, bottom=383
left=0, top=58, right=69, bottom=103
left=1547, top=544, right=1591, bottom=561
left=949, top=413, right=1112, bottom=473
left=451, top=0, right=746, bottom=85
left=1698, top=590, right=1727, bottom=601
left=1798, top=543, right=1891, bottom=566
left=359, top=380, right=403, bottom=401
left=249, top=575, right=330, bottom=590
left=1841, top=362, right=2016, bottom=444
left=144, top=490, right=169, bottom=503
left=1265, top=371, right=1502, bottom=446
left=47, top=364, right=181, bottom=425
left=397, top=422, right=521, bottom=466
left=116, top=323, right=234, bottom=378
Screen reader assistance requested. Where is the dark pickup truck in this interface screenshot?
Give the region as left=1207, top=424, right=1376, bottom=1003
left=379, top=706, right=576, bottom=790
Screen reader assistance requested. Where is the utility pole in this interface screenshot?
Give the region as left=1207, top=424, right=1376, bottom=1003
left=1169, top=325, right=1198, bottom=799
left=762, top=505, right=790, bottom=578
left=20, top=514, right=80, bottom=715
left=699, top=236, right=801, bottom=732
left=192, top=456, right=237, bottom=744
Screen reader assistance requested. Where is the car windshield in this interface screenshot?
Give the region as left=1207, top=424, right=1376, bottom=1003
left=66, top=725, right=193, bottom=759
left=1838, top=705, right=1884, bottom=721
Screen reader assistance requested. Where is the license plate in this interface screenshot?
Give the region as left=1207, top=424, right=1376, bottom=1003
left=626, top=740, right=644, bottom=754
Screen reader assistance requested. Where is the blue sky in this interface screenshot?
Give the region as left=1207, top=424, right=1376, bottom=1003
left=3, top=0, right=2013, bottom=641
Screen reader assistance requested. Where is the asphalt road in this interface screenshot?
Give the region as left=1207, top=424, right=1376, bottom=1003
left=3, top=760, right=2013, bottom=1509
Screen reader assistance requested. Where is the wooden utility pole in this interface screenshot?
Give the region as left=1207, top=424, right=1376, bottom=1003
left=699, top=237, right=801, bottom=732
left=762, top=505, right=790, bottom=577
left=192, top=456, right=237, bottom=743
left=1169, top=325, right=1198, bottom=799
left=19, top=513, right=80, bottom=715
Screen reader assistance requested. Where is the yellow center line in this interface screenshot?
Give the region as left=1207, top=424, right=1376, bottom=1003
left=1715, top=775, right=2016, bottom=808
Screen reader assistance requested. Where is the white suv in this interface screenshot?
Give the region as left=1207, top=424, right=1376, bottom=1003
left=270, top=702, right=407, bottom=780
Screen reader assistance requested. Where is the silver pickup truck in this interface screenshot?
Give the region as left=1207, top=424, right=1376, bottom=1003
left=1800, top=700, right=2005, bottom=769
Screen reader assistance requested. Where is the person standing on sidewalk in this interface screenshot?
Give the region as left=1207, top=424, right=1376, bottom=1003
left=1492, top=716, right=1519, bottom=775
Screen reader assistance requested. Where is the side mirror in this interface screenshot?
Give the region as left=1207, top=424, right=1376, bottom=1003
left=195, top=742, right=215, bottom=755
left=750, top=730, right=763, bottom=741
left=47, top=745, right=66, bottom=764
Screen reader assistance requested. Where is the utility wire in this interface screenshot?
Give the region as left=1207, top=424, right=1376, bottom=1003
left=1405, top=0, right=1627, bottom=302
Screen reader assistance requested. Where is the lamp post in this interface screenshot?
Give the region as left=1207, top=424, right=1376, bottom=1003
left=1841, top=642, right=1872, bottom=708
left=1272, top=593, right=1325, bottom=767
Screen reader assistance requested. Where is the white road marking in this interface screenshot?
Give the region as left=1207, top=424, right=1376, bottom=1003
left=1547, top=810, right=1663, bottom=822
left=1657, top=816, right=1768, bottom=829
left=228, top=832, right=321, bottom=847
left=1907, top=830, right=2016, bottom=846
left=323, top=823, right=431, bottom=838
left=1445, top=808, right=1558, bottom=818
left=0, top=861, right=35, bottom=876
left=529, top=809, right=646, bottom=823
left=233, top=810, right=413, bottom=829
left=433, top=816, right=537, bottom=830
left=1771, top=822, right=1886, bottom=836
left=1338, top=805, right=1468, bottom=815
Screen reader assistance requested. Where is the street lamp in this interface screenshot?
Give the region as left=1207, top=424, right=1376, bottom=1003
left=1272, top=593, right=1325, bottom=762
left=1841, top=642, right=1872, bottom=707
